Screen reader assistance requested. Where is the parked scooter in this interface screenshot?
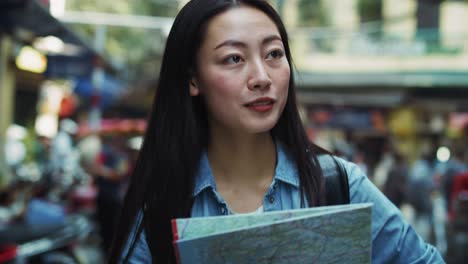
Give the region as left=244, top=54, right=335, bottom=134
left=0, top=214, right=91, bottom=263
left=0, top=161, right=94, bottom=263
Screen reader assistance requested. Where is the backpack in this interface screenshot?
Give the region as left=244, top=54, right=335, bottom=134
left=318, top=154, right=351, bottom=205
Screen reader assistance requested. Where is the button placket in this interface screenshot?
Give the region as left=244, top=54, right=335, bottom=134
left=265, top=182, right=278, bottom=207
left=220, top=206, right=227, bottom=215
left=268, top=195, right=275, bottom=204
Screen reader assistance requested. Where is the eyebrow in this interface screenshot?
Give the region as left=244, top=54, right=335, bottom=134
left=214, top=34, right=282, bottom=50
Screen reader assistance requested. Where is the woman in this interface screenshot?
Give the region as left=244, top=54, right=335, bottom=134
left=110, top=0, right=444, bottom=263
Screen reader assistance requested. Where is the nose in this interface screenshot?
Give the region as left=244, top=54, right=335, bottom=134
left=247, top=60, right=272, bottom=91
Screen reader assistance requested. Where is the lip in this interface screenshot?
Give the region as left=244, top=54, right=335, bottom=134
left=244, top=97, right=276, bottom=113
left=244, top=97, right=276, bottom=106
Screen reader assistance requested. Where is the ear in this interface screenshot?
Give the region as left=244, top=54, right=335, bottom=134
left=189, top=77, right=200, bottom=96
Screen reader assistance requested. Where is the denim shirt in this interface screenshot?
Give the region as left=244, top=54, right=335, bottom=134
left=122, top=143, right=444, bottom=263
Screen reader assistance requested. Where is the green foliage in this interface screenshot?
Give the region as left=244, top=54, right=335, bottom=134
left=297, top=0, right=327, bottom=26
left=65, top=0, right=178, bottom=17
left=357, top=0, right=383, bottom=23
left=357, top=0, right=383, bottom=39
left=65, top=0, right=178, bottom=80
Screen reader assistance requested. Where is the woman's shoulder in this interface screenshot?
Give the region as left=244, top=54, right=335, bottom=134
left=329, top=156, right=401, bottom=212
left=316, top=154, right=365, bottom=184
left=317, top=155, right=378, bottom=203
left=317, top=155, right=367, bottom=182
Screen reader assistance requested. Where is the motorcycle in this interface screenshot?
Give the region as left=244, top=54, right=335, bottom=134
left=0, top=161, right=95, bottom=263
left=0, top=213, right=91, bottom=264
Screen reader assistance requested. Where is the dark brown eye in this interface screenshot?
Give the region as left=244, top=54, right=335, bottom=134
left=226, top=55, right=242, bottom=64
left=268, top=50, right=284, bottom=59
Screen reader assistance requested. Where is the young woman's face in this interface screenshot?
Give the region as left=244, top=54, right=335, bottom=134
left=190, top=6, right=290, bottom=135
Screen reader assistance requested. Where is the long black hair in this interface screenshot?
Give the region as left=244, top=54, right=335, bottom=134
left=109, top=0, right=327, bottom=263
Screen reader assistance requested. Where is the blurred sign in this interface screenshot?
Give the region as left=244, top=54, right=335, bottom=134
left=448, top=112, right=468, bottom=137
left=78, top=118, right=147, bottom=138
left=308, top=107, right=386, bottom=132
left=73, top=74, right=124, bottom=109
left=388, top=108, right=417, bottom=137
left=45, top=54, right=93, bottom=78
left=449, top=113, right=468, bottom=130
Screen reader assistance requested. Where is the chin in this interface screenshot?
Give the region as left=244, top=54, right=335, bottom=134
left=245, top=121, right=278, bottom=134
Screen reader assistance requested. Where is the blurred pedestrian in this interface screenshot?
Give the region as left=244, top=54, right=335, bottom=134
left=373, top=141, right=395, bottom=190
left=47, top=119, right=88, bottom=201
left=407, top=152, right=436, bottom=242
left=383, top=152, right=409, bottom=208
left=440, top=147, right=467, bottom=212
left=86, top=134, right=129, bottom=255
left=353, top=150, right=369, bottom=176
left=109, top=1, right=443, bottom=263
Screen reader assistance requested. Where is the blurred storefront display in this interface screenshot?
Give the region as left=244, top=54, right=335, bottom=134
left=289, top=0, right=468, bottom=184
left=0, top=0, right=118, bottom=188
left=77, top=118, right=147, bottom=138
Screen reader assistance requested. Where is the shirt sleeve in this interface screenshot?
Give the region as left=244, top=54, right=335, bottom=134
left=343, top=158, right=445, bottom=263
left=120, top=211, right=152, bottom=263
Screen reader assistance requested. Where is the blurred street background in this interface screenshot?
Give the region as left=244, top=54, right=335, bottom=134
left=0, top=0, right=467, bottom=263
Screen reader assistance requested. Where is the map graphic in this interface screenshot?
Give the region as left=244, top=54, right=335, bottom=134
left=172, top=203, right=372, bottom=264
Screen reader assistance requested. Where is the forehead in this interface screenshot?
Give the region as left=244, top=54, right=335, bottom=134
left=202, top=6, right=281, bottom=46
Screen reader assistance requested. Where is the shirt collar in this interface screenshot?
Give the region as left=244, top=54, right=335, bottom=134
left=193, top=151, right=217, bottom=197
left=192, top=140, right=300, bottom=197
left=274, top=142, right=300, bottom=187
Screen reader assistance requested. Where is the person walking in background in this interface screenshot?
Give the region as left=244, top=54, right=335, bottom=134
left=108, top=1, right=444, bottom=263
left=373, top=140, right=395, bottom=190
left=440, top=147, right=467, bottom=212
left=85, top=134, right=129, bottom=255
left=383, top=152, right=409, bottom=208
left=407, top=151, right=436, bottom=243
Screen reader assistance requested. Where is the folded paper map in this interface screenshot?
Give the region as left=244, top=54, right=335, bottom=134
left=172, top=203, right=372, bottom=264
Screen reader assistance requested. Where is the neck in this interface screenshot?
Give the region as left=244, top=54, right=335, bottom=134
left=207, top=130, right=276, bottom=185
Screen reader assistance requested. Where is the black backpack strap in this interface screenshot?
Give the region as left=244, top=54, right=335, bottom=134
left=318, top=154, right=350, bottom=205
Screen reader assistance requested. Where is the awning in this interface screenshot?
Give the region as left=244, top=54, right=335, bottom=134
left=0, top=0, right=113, bottom=71
left=296, top=71, right=468, bottom=88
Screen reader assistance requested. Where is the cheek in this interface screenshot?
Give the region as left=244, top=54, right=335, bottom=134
left=277, top=66, right=290, bottom=94
left=213, top=75, right=229, bottom=92
left=275, top=66, right=290, bottom=112
left=204, top=72, right=237, bottom=99
left=199, top=75, right=233, bottom=114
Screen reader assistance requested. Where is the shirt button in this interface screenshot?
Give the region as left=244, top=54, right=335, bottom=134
left=268, top=195, right=275, bottom=204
